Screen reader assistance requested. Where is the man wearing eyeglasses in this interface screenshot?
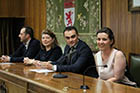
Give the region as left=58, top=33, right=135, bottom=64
left=38, top=26, right=98, bottom=77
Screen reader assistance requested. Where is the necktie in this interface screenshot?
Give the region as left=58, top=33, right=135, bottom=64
left=67, top=47, right=75, bottom=64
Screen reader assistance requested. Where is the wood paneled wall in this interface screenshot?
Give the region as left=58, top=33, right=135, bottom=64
left=25, top=0, right=140, bottom=59
left=1, top=0, right=140, bottom=59
left=0, top=0, right=24, bottom=17
left=102, top=0, right=140, bottom=59
left=0, top=0, right=46, bottom=39
left=24, top=0, right=46, bottom=40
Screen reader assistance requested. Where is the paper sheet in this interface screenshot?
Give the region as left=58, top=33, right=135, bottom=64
left=29, top=69, right=54, bottom=73
left=0, top=63, right=14, bottom=65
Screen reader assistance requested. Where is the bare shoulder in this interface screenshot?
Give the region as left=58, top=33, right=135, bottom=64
left=114, top=50, right=126, bottom=68
left=115, top=50, right=125, bottom=59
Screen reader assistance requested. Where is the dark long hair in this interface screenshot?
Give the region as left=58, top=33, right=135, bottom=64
left=41, top=29, right=59, bottom=50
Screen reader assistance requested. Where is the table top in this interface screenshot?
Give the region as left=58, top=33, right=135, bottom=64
left=0, top=62, right=140, bottom=93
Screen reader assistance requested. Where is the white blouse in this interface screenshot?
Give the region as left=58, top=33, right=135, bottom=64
left=95, top=49, right=136, bottom=86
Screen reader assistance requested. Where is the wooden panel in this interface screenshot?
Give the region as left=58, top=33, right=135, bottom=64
left=132, top=13, right=140, bottom=53
left=0, top=79, right=26, bottom=93
left=6, top=81, right=26, bottom=93
left=0, top=0, right=24, bottom=17
left=28, top=83, right=57, bottom=93
left=102, top=0, right=140, bottom=60
left=24, top=0, right=46, bottom=40
left=0, top=73, right=27, bottom=87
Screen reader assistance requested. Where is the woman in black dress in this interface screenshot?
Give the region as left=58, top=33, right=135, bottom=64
left=24, top=29, right=62, bottom=64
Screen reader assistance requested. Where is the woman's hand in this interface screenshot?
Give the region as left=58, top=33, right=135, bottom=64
left=36, top=62, right=53, bottom=70
left=24, top=57, right=35, bottom=65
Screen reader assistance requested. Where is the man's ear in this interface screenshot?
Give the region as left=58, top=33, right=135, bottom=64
left=26, top=34, right=30, bottom=39
left=77, top=34, right=80, bottom=38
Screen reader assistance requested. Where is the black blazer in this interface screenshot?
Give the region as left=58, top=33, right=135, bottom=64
left=53, top=39, right=98, bottom=78
left=10, top=38, right=40, bottom=62
left=35, top=46, right=62, bottom=61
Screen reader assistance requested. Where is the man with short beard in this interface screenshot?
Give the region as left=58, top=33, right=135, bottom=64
left=1, top=26, right=40, bottom=62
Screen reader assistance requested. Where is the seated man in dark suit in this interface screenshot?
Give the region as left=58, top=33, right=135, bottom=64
left=37, top=26, right=98, bottom=77
left=1, top=26, right=40, bottom=62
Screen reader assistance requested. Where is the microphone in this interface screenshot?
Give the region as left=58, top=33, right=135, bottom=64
left=80, top=64, right=107, bottom=89
left=53, top=49, right=77, bottom=78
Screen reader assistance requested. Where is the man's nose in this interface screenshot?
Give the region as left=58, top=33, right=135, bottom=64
left=69, top=38, right=73, bottom=42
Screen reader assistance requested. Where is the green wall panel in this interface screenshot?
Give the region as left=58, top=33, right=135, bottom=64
left=46, top=0, right=101, bottom=51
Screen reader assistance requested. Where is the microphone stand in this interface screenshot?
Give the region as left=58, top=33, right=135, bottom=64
left=80, top=73, right=89, bottom=89
left=53, top=63, right=68, bottom=78
left=53, top=72, right=68, bottom=78
left=80, top=65, right=107, bottom=89
left=53, top=56, right=68, bottom=78
left=53, top=50, right=77, bottom=78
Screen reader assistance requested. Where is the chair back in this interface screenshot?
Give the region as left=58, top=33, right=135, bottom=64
left=129, top=53, right=140, bottom=87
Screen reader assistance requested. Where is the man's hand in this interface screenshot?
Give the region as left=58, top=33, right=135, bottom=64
left=39, top=62, right=53, bottom=70
left=1, top=55, right=10, bottom=62
left=24, top=57, right=30, bottom=64
left=24, top=57, right=35, bottom=65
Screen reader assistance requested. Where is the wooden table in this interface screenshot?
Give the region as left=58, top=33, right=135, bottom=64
left=0, top=63, right=140, bottom=93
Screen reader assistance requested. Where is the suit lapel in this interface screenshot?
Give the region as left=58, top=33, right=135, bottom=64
left=70, top=40, right=81, bottom=64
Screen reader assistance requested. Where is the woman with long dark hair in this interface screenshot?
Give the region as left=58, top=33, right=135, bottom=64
left=95, top=27, right=136, bottom=86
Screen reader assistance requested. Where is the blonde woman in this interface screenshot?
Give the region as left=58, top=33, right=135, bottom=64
left=24, top=29, right=62, bottom=64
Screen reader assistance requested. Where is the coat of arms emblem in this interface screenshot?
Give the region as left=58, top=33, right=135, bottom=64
left=64, top=0, right=75, bottom=27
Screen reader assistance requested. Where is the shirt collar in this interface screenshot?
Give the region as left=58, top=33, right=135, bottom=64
left=24, top=39, right=31, bottom=50
left=70, top=39, right=79, bottom=49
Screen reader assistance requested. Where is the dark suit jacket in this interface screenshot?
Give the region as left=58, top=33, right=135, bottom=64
left=10, top=38, right=40, bottom=62
left=53, top=39, right=98, bottom=78
left=35, top=46, right=62, bottom=61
